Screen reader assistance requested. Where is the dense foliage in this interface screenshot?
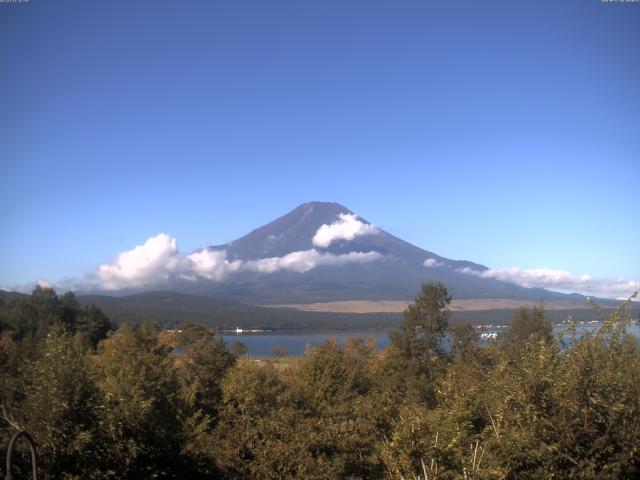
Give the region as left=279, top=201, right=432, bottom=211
left=1, top=284, right=639, bottom=479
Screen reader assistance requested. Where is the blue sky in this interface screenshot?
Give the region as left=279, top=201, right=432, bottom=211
left=0, top=0, right=638, bottom=297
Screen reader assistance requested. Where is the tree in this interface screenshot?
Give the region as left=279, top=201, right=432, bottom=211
left=389, top=282, right=452, bottom=358
left=504, top=305, right=552, bottom=350
left=174, top=321, right=235, bottom=475
left=75, top=304, right=113, bottom=349
left=214, top=340, right=383, bottom=479
left=2, top=286, right=61, bottom=343
left=91, top=322, right=184, bottom=478
left=15, top=330, right=100, bottom=477
left=175, top=322, right=235, bottom=412
left=383, top=282, right=452, bottom=404
left=212, top=361, right=288, bottom=479
left=482, top=303, right=640, bottom=478
left=0, top=288, right=112, bottom=350
left=230, top=340, right=249, bottom=358
left=449, top=322, right=480, bottom=360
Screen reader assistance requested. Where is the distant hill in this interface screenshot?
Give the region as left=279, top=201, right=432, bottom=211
left=77, top=291, right=401, bottom=331
left=76, top=291, right=625, bottom=331
left=0, top=290, right=28, bottom=304
left=2, top=288, right=626, bottom=331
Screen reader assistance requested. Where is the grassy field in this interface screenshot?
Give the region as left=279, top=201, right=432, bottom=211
left=260, top=298, right=597, bottom=313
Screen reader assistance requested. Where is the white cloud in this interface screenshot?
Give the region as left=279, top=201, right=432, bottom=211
left=92, top=234, right=383, bottom=290
left=312, top=213, right=378, bottom=248
left=423, top=258, right=443, bottom=268
left=245, top=249, right=382, bottom=274
left=96, top=233, right=179, bottom=290
left=185, top=249, right=243, bottom=281
left=36, top=279, right=53, bottom=289
left=182, top=247, right=381, bottom=280
left=5, top=278, right=61, bottom=294
left=178, top=274, right=198, bottom=282
left=459, top=266, right=639, bottom=299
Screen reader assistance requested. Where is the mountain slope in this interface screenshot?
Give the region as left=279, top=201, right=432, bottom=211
left=167, top=201, right=587, bottom=304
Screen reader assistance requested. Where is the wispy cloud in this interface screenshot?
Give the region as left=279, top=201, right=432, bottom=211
left=183, top=248, right=380, bottom=279
left=459, top=266, right=639, bottom=299
left=4, top=278, right=57, bottom=294
left=312, top=213, right=378, bottom=248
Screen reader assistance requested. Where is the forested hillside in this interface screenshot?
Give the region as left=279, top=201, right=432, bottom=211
left=1, top=285, right=639, bottom=479
left=74, top=290, right=623, bottom=331
left=77, top=291, right=402, bottom=331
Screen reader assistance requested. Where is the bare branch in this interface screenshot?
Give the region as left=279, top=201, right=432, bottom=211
left=0, top=403, right=22, bottom=431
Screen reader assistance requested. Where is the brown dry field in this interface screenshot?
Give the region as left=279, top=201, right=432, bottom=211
left=260, top=299, right=591, bottom=313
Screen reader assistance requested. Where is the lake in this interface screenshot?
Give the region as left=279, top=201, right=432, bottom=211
left=222, top=330, right=391, bottom=357
left=222, top=320, right=640, bottom=357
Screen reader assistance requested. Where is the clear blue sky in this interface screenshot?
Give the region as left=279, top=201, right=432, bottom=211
left=1, top=0, right=638, bottom=289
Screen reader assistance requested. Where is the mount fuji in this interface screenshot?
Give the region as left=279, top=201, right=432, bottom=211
left=160, top=201, right=585, bottom=305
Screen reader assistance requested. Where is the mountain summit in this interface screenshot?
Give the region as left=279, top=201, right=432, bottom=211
left=209, top=202, right=356, bottom=260
left=172, top=202, right=576, bottom=304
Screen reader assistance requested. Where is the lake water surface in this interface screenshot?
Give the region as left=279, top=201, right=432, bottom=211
left=223, top=321, right=640, bottom=357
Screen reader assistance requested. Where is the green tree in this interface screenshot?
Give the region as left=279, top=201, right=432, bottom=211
left=383, top=282, right=452, bottom=405
left=0, top=288, right=112, bottom=349
left=286, top=339, right=381, bottom=478
left=389, top=282, right=452, bottom=358
left=449, top=323, right=480, bottom=360
left=212, top=360, right=288, bottom=479
left=15, top=330, right=99, bottom=478
left=91, top=322, right=184, bottom=478
left=3, top=286, right=61, bottom=343
left=214, top=340, right=383, bottom=479
left=75, top=304, right=113, bottom=349
left=175, top=322, right=235, bottom=415
left=504, top=305, right=552, bottom=350
left=175, top=321, right=235, bottom=473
